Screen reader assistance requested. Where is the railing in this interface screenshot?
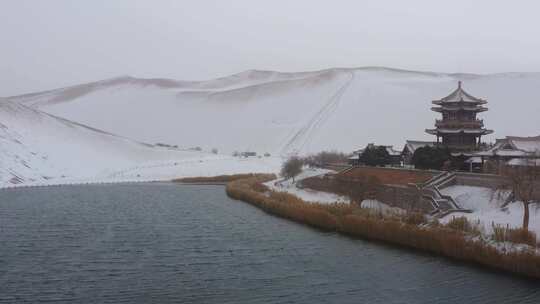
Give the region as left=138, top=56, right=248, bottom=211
left=422, top=171, right=447, bottom=187
left=435, top=119, right=483, bottom=129
left=419, top=172, right=471, bottom=215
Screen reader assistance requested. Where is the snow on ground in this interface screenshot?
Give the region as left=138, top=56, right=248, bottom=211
left=360, top=199, right=406, bottom=215
left=8, top=67, right=540, bottom=157
left=265, top=168, right=350, bottom=204
left=106, top=156, right=280, bottom=182
left=0, top=100, right=281, bottom=189
left=440, top=185, right=510, bottom=212
left=3, top=66, right=540, bottom=192
left=440, top=185, right=540, bottom=236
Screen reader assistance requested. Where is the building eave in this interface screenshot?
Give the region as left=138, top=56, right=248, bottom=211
left=431, top=106, right=488, bottom=112
left=426, top=128, right=493, bottom=135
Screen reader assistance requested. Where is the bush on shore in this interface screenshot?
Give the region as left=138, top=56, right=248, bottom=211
left=226, top=175, right=540, bottom=279
left=173, top=173, right=275, bottom=184
left=302, top=151, right=350, bottom=168
left=446, top=216, right=481, bottom=236
left=492, top=224, right=537, bottom=247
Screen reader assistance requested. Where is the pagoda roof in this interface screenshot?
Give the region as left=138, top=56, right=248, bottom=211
left=426, top=128, right=493, bottom=135
left=432, top=81, right=487, bottom=105
left=431, top=106, right=487, bottom=112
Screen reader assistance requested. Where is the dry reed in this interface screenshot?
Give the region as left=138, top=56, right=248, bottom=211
left=226, top=175, right=540, bottom=279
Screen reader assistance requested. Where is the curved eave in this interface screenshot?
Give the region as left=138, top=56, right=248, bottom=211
left=426, top=128, right=493, bottom=135
left=432, top=99, right=487, bottom=105
left=434, top=85, right=488, bottom=104
left=431, top=106, right=488, bottom=113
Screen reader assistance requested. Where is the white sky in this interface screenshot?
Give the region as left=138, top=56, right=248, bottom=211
left=1, top=0, right=540, bottom=96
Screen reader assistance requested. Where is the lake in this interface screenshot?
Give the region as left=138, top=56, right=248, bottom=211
left=1, top=183, right=539, bottom=303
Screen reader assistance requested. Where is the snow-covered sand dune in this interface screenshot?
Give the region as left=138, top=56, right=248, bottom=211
left=8, top=67, right=540, bottom=157
left=0, top=100, right=279, bottom=188
left=2, top=66, right=540, bottom=187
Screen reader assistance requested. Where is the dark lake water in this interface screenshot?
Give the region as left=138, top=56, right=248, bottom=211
left=1, top=183, right=539, bottom=303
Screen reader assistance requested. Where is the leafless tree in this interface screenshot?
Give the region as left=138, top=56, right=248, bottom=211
left=500, top=158, right=540, bottom=231
left=281, top=157, right=303, bottom=183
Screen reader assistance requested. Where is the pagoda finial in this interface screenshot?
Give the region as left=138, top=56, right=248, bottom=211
left=458, top=81, right=462, bottom=89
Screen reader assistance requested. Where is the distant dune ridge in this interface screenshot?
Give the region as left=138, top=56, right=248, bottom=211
left=2, top=67, right=540, bottom=185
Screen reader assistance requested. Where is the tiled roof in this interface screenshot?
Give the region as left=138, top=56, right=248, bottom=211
left=433, top=81, right=487, bottom=104
left=475, top=135, right=540, bottom=158
left=404, top=140, right=435, bottom=153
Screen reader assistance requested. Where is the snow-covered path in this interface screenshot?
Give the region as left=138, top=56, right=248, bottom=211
left=281, top=71, right=354, bottom=156
left=264, top=168, right=349, bottom=204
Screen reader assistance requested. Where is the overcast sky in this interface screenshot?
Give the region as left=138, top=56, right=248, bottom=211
left=1, top=0, right=540, bottom=96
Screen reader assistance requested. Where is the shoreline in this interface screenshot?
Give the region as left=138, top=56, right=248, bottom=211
left=6, top=173, right=540, bottom=279
left=0, top=179, right=166, bottom=191
left=0, top=173, right=274, bottom=191
left=224, top=174, right=540, bottom=280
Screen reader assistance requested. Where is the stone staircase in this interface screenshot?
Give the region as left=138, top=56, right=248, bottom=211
left=421, top=172, right=472, bottom=217
left=335, top=166, right=472, bottom=217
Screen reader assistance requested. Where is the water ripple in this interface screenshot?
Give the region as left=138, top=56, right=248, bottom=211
left=0, top=183, right=538, bottom=303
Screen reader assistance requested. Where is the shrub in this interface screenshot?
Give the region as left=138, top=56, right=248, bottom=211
left=359, top=145, right=392, bottom=167
left=492, top=225, right=507, bottom=243
left=492, top=224, right=537, bottom=246
left=507, top=229, right=537, bottom=247
left=447, top=216, right=471, bottom=232
left=302, top=151, right=349, bottom=168
left=411, top=146, right=451, bottom=170
left=403, top=212, right=427, bottom=226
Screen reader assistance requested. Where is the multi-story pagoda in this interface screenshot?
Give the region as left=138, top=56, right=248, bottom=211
left=426, top=81, right=493, bottom=151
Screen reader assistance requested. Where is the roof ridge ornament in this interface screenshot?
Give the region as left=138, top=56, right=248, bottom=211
left=458, top=81, right=462, bottom=89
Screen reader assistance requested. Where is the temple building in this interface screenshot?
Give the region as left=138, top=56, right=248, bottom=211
left=475, top=135, right=540, bottom=172
left=426, top=82, right=493, bottom=151
left=401, top=140, right=436, bottom=165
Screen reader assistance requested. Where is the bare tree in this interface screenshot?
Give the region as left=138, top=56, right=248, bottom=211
left=501, top=158, right=540, bottom=231
left=281, top=157, right=303, bottom=183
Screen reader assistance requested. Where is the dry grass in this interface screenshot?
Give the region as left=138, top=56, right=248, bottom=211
left=226, top=175, right=540, bottom=279
left=492, top=224, right=537, bottom=247
left=403, top=212, right=428, bottom=226
left=340, top=166, right=433, bottom=186
left=173, top=173, right=275, bottom=184
left=446, top=216, right=481, bottom=236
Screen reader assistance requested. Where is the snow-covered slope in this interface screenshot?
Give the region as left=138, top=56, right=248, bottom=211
left=8, top=67, right=540, bottom=156
left=3, top=67, right=540, bottom=187
left=0, top=100, right=279, bottom=187
left=440, top=185, right=540, bottom=237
